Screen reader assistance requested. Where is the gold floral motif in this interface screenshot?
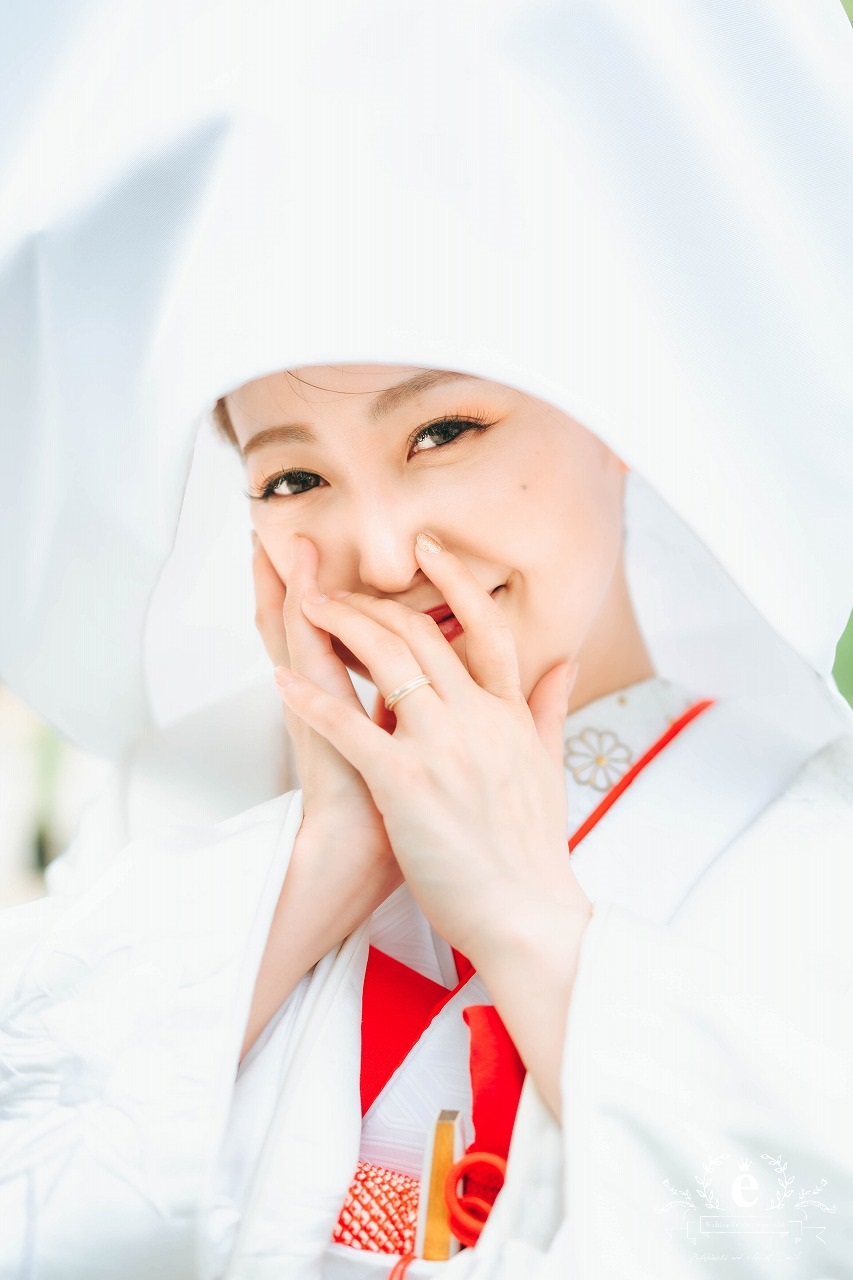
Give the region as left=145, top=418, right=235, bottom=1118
left=563, top=727, right=633, bottom=792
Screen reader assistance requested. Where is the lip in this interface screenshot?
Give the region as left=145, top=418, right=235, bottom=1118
left=423, top=602, right=454, bottom=623
left=421, top=584, right=505, bottom=625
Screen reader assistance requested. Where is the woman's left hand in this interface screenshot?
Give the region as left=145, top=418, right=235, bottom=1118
left=274, top=532, right=591, bottom=972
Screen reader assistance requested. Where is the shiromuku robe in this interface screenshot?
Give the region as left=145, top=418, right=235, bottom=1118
left=1, top=3, right=851, bottom=1277
left=1, top=678, right=851, bottom=1278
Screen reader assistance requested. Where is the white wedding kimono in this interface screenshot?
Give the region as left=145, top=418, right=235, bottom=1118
left=2, top=678, right=851, bottom=1278
left=1, top=1, right=852, bottom=1278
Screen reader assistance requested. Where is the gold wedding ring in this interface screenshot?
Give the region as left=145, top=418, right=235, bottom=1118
left=384, top=674, right=433, bottom=712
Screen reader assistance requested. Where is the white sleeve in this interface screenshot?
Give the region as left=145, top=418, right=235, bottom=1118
left=439, top=743, right=853, bottom=1280
left=562, top=898, right=853, bottom=1277
left=0, top=788, right=305, bottom=1280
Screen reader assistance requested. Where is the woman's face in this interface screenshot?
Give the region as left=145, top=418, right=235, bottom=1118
left=227, top=364, right=638, bottom=703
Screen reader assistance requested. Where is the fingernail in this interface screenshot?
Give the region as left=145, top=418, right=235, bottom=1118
left=303, top=591, right=328, bottom=605
left=416, top=532, right=443, bottom=554
left=274, top=665, right=300, bottom=687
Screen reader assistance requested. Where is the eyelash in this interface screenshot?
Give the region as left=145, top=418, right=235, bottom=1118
left=247, top=411, right=497, bottom=502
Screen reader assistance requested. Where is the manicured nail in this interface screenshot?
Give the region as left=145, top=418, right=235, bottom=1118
left=416, top=532, right=443, bottom=554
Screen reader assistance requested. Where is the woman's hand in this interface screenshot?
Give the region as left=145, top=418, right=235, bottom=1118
left=273, top=532, right=588, bottom=958
left=252, top=530, right=400, bottom=904
left=273, top=532, right=594, bottom=1114
left=241, top=533, right=403, bottom=1062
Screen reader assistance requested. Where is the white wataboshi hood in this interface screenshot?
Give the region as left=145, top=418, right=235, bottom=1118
left=1, top=0, right=851, bottom=769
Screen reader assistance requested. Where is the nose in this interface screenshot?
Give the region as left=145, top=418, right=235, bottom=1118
left=344, top=490, right=427, bottom=598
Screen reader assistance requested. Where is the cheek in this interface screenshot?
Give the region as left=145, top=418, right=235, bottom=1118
left=251, top=519, right=296, bottom=590
left=517, top=461, right=622, bottom=611
left=254, top=508, right=355, bottom=587
left=549, top=444, right=622, bottom=555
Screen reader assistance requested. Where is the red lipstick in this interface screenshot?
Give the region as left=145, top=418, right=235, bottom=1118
left=423, top=603, right=453, bottom=623
left=422, top=602, right=462, bottom=641
left=420, top=586, right=503, bottom=643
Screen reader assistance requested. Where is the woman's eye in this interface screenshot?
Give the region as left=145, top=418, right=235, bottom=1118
left=249, top=415, right=495, bottom=501
left=253, top=469, right=326, bottom=501
left=409, top=416, right=493, bottom=454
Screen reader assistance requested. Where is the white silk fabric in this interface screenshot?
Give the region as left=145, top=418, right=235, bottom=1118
left=3, top=701, right=850, bottom=1278
left=0, top=0, right=851, bottom=764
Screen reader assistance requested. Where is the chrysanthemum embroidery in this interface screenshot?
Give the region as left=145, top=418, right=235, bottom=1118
left=563, top=728, right=633, bottom=792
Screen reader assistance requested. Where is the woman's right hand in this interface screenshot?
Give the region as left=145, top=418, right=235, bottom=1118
left=242, top=532, right=403, bottom=1061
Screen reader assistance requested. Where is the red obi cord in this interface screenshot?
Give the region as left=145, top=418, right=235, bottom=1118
left=444, top=1151, right=508, bottom=1248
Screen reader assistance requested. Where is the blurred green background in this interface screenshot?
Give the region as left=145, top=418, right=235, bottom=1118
left=836, top=610, right=853, bottom=705
left=827, top=0, right=852, bottom=705
left=836, top=0, right=853, bottom=704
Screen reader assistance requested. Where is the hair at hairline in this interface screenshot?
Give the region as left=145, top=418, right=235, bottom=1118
left=213, top=397, right=239, bottom=449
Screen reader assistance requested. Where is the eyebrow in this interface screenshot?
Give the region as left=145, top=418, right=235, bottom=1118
left=240, top=370, right=475, bottom=458
left=369, top=369, right=474, bottom=421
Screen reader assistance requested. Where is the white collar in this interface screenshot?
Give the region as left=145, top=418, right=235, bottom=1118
left=562, top=675, right=700, bottom=832
left=569, top=698, right=810, bottom=924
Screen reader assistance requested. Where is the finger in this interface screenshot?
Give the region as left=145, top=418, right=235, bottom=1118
left=322, top=590, right=472, bottom=702
left=528, top=663, right=578, bottom=770
left=284, top=536, right=366, bottom=703
left=274, top=666, right=394, bottom=792
left=252, top=534, right=290, bottom=667
left=300, top=595, right=442, bottom=729
left=371, top=688, right=398, bottom=735
left=413, top=534, right=523, bottom=703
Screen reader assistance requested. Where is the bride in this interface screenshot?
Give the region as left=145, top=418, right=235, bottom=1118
left=1, top=356, right=850, bottom=1278
left=229, top=362, right=645, bottom=1083
left=0, top=2, right=851, bottom=1276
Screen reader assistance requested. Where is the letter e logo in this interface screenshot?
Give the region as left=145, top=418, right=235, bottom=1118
left=731, top=1173, right=759, bottom=1208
